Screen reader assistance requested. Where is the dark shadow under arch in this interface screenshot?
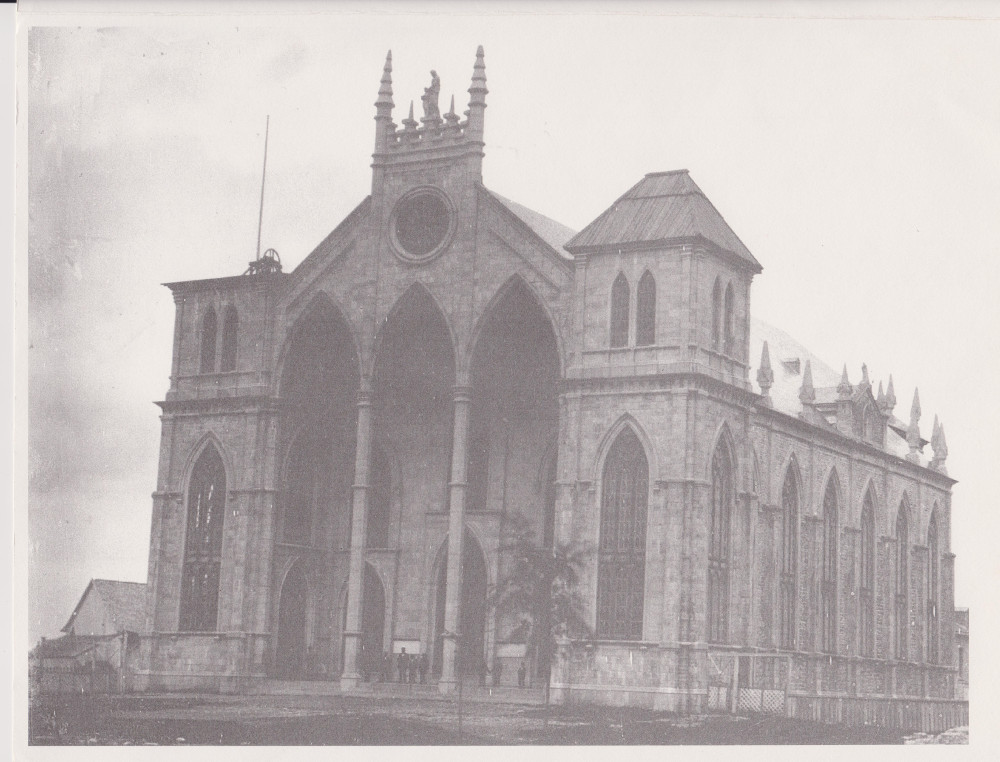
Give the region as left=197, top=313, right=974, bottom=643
left=275, top=562, right=308, bottom=679
left=433, top=529, right=488, bottom=679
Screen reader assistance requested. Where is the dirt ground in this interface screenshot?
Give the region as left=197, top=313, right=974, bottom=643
left=26, top=691, right=946, bottom=746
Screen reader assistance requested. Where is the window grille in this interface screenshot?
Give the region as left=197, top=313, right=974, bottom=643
left=707, top=445, right=733, bottom=643
left=179, top=446, right=226, bottom=631
left=860, top=490, right=876, bottom=657
left=895, top=506, right=909, bottom=660
left=821, top=479, right=838, bottom=653
left=596, top=429, right=647, bottom=640
left=780, top=467, right=798, bottom=649
left=927, top=513, right=939, bottom=663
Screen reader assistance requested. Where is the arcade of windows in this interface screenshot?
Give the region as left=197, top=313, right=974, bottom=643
left=590, top=430, right=942, bottom=662
left=200, top=305, right=239, bottom=374
left=609, top=271, right=656, bottom=349
left=711, top=277, right=736, bottom=356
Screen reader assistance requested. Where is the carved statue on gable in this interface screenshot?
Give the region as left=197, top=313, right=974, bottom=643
left=421, top=70, right=441, bottom=120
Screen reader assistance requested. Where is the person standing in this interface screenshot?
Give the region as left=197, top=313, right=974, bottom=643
left=397, top=648, right=409, bottom=683
left=419, top=653, right=429, bottom=684
left=518, top=661, right=526, bottom=688
left=492, top=657, right=502, bottom=687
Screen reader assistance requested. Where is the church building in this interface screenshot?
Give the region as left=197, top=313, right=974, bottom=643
left=136, top=48, right=963, bottom=723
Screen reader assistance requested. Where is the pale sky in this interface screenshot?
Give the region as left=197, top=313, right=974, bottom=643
left=19, top=3, right=1000, bottom=646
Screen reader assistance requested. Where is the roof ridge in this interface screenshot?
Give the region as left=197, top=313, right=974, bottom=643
left=644, top=169, right=690, bottom=177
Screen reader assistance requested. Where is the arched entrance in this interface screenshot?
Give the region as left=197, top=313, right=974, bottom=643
left=433, top=530, right=488, bottom=680
left=275, top=563, right=308, bottom=679
left=360, top=564, right=386, bottom=680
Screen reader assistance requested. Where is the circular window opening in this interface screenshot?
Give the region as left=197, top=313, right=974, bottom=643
left=392, top=190, right=453, bottom=261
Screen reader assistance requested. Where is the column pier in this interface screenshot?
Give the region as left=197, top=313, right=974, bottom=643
left=341, top=383, right=373, bottom=690
left=438, top=384, right=472, bottom=694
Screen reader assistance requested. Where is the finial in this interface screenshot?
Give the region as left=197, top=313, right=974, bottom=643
left=881, top=374, right=897, bottom=415
left=877, top=380, right=885, bottom=406
left=376, top=50, right=394, bottom=109
left=799, top=359, right=816, bottom=406
left=757, top=341, right=774, bottom=407
left=467, top=45, right=488, bottom=106
left=861, top=363, right=870, bottom=388
left=906, top=387, right=922, bottom=460
left=931, top=416, right=949, bottom=472
left=837, top=364, right=852, bottom=398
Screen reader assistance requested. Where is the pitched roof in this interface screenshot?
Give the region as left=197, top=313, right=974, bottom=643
left=484, top=188, right=577, bottom=259
left=62, top=579, right=147, bottom=634
left=566, top=170, right=761, bottom=270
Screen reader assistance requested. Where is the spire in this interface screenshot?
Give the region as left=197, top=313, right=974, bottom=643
left=877, top=380, right=885, bottom=406
left=373, top=50, right=395, bottom=153
left=860, top=363, right=870, bottom=388
left=906, top=387, right=922, bottom=461
left=756, top=341, right=774, bottom=407
left=376, top=50, right=394, bottom=110
left=799, top=359, right=816, bottom=407
left=931, top=416, right=949, bottom=473
left=837, top=364, right=852, bottom=398
left=881, top=374, right=897, bottom=415
left=465, top=45, right=488, bottom=142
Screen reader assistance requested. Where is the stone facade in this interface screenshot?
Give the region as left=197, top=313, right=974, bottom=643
left=138, top=47, right=963, bottom=717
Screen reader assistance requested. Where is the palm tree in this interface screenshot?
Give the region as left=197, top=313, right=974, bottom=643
left=491, top=513, right=593, bottom=706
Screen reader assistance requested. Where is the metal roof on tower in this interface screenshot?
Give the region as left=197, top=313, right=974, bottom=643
left=566, top=170, right=761, bottom=270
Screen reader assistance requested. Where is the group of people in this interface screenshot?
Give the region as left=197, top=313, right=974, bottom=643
left=387, top=648, right=429, bottom=684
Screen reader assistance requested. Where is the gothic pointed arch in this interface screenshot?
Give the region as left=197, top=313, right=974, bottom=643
left=467, top=273, right=565, bottom=378
left=820, top=470, right=841, bottom=653
left=707, top=436, right=735, bottom=643
left=431, top=527, right=489, bottom=677
left=372, top=281, right=457, bottom=380
left=200, top=306, right=217, bottom=374
left=278, top=291, right=361, bottom=402
left=275, top=560, right=309, bottom=678
left=723, top=281, right=735, bottom=355
left=610, top=272, right=630, bottom=348
left=859, top=482, right=877, bottom=657
left=220, top=305, right=238, bottom=373
left=592, top=414, right=660, bottom=486
left=926, top=505, right=940, bottom=663
left=360, top=563, right=387, bottom=678
left=596, top=427, right=648, bottom=641
left=179, top=443, right=227, bottom=632
left=636, top=269, right=656, bottom=347
left=779, top=455, right=802, bottom=649
left=895, top=497, right=911, bottom=660
left=711, top=277, right=722, bottom=350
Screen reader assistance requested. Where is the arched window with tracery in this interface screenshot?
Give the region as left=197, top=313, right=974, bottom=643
left=711, top=278, right=722, bottom=350
left=179, top=445, right=226, bottom=631
left=723, top=282, right=735, bottom=355
left=780, top=465, right=799, bottom=649
left=610, top=273, right=630, bottom=348
left=220, top=306, right=238, bottom=373
left=895, top=505, right=909, bottom=660
left=927, top=511, right=939, bottom=663
left=860, top=488, right=876, bottom=657
left=636, top=270, right=656, bottom=347
left=821, top=478, right=839, bottom=653
left=596, top=428, right=647, bottom=640
left=707, top=442, right=733, bottom=643
left=200, top=307, right=218, bottom=374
